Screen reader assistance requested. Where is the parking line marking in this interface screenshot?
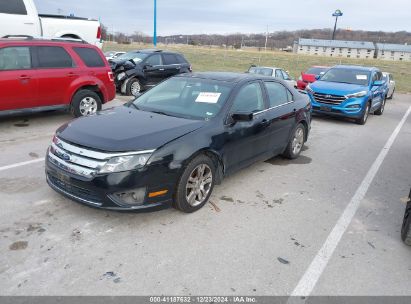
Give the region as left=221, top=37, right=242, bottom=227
left=290, top=105, right=411, bottom=299
left=0, top=158, right=45, bottom=172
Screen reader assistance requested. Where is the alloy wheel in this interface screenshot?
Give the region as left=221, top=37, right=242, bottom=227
left=292, top=127, right=305, bottom=155
left=131, top=81, right=141, bottom=96
left=185, top=164, right=213, bottom=207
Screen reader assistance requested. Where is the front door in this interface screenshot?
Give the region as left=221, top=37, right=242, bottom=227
left=223, top=81, right=271, bottom=174
left=0, top=45, right=38, bottom=111
left=143, top=54, right=165, bottom=87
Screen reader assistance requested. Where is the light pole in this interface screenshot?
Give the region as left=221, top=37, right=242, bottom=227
left=332, top=9, right=343, bottom=40
left=153, top=0, right=157, bottom=47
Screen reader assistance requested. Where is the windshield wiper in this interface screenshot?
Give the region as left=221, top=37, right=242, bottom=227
left=150, top=110, right=174, bottom=117
left=128, top=102, right=140, bottom=110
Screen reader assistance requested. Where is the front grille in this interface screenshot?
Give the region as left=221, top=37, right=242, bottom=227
left=48, top=174, right=103, bottom=205
left=313, top=92, right=346, bottom=105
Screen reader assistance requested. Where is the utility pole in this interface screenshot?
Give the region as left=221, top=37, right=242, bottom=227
left=332, top=9, right=343, bottom=40
left=264, top=25, right=268, bottom=52
left=153, top=0, right=157, bottom=47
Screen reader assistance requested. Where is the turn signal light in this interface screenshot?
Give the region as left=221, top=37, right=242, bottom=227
left=148, top=190, right=168, bottom=198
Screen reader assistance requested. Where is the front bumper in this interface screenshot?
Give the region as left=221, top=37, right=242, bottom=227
left=45, top=152, right=177, bottom=211
left=310, top=95, right=367, bottom=119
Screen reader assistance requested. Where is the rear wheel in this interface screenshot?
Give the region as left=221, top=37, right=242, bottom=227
left=282, top=123, right=305, bottom=159
left=401, top=200, right=411, bottom=245
left=174, top=155, right=215, bottom=213
left=356, top=102, right=370, bottom=125
left=70, top=90, right=102, bottom=118
left=374, top=97, right=386, bottom=116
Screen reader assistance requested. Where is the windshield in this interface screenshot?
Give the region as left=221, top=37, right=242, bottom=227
left=306, top=67, right=328, bottom=75
left=248, top=67, right=273, bottom=76
left=116, top=52, right=148, bottom=63
left=131, top=77, right=233, bottom=120
left=320, top=68, right=371, bottom=86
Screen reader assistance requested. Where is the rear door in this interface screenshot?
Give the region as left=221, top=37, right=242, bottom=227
left=0, top=0, right=40, bottom=38
left=162, top=53, right=182, bottom=78
left=33, top=45, right=77, bottom=106
left=0, top=45, right=38, bottom=111
left=370, top=71, right=384, bottom=109
left=263, top=81, right=296, bottom=152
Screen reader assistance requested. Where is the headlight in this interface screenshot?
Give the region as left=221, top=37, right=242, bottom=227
left=306, top=84, right=314, bottom=94
left=117, top=72, right=126, bottom=81
left=346, top=91, right=368, bottom=99
left=99, top=153, right=151, bottom=174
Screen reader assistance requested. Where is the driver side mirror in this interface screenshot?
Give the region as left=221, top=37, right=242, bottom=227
left=143, top=64, right=152, bottom=70
left=231, top=112, right=253, bottom=122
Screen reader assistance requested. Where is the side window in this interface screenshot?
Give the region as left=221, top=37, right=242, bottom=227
left=176, top=54, right=188, bottom=64
left=0, top=47, right=31, bottom=70
left=372, top=73, right=378, bottom=83
left=275, top=69, right=283, bottom=79
left=231, top=82, right=265, bottom=113
left=37, top=46, right=73, bottom=68
left=73, top=47, right=105, bottom=67
left=0, top=0, right=27, bottom=15
left=281, top=70, right=290, bottom=80
left=265, top=82, right=292, bottom=107
left=145, top=54, right=162, bottom=66
left=163, top=54, right=178, bottom=65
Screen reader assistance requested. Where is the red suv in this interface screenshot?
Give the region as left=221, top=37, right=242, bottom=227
left=0, top=38, right=116, bottom=117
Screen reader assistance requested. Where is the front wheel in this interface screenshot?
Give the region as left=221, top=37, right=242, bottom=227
left=174, top=155, right=215, bottom=213
left=356, top=102, right=370, bottom=125
left=71, top=90, right=102, bottom=118
left=374, top=97, right=386, bottom=116
left=401, top=200, right=411, bottom=245
left=282, top=123, right=306, bottom=159
left=126, top=78, right=142, bottom=96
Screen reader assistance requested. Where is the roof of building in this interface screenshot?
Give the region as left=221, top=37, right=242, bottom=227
left=298, top=38, right=375, bottom=50
left=376, top=43, right=411, bottom=53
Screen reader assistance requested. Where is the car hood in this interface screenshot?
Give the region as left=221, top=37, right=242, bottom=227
left=56, top=106, right=206, bottom=152
left=109, top=59, right=136, bottom=71
left=311, top=81, right=368, bottom=95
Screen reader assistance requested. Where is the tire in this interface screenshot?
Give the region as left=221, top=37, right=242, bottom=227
left=70, top=90, right=102, bottom=118
left=173, top=154, right=216, bottom=213
left=374, top=97, right=386, bottom=116
left=282, top=123, right=306, bottom=159
left=126, top=78, right=142, bottom=97
left=388, top=88, right=395, bottom=100
left=401, top=200, right=411, bottom=245
left=356, top=102, right=370, bottom=125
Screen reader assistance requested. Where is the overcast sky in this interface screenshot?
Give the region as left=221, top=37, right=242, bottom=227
left=34, top=0, right=411, bottom=35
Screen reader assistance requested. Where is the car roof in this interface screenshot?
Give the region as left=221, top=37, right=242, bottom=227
left=332, top=65, right=379, bottom=72
left=177, top=72, right=275, bottom=83
left=128, top=49, right=180, bottom=55
left=0, top=38, right=92, bottom=47
left=250, top=66, right=280, bottom=70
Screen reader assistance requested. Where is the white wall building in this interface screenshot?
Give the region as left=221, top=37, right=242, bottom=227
left=295, top=38, right=376, bottom=59
left=376, top=43, right=411, bottom=61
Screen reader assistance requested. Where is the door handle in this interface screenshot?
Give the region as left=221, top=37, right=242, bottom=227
left=19, top=75, right=31, bottom=80
left=24, top=22, right=34, bottom=25
left=158, top=68, right=165, bottom=71
left=67, top=72, right=78, bottom=77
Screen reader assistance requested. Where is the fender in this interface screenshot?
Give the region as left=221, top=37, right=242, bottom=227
left=64, top=76, right=108, bottom=103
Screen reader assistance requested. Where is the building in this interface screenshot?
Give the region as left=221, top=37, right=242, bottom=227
left=295, top=38, right=376, bottom=59
left=376, top=43, right=411, bottom=61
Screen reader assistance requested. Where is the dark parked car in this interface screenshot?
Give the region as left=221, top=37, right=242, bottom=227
left=402, top=188, right=411, bottom=245
left=109, top=49, right=192, bottom=96
left=46, top=72, right=311, bottom=213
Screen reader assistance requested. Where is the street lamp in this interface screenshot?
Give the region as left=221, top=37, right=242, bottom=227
left=153, top=0, right=157, bottom=47
left=332, top=9, right=343, bottom=40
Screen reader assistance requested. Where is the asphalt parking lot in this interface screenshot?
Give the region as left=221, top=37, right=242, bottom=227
left=1, top=94, right=411, bottom=296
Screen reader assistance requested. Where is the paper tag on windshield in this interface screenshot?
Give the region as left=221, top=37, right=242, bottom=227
left=356, top=75, right=368, bottom=80
left=195, top=92, right=221, bottom=103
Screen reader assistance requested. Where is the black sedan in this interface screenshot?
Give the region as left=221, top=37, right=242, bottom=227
left=45, top=72, right=311, bottom=213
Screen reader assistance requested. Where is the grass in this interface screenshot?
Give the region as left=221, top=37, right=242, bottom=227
left=103, top=42, right=411, bottom=93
